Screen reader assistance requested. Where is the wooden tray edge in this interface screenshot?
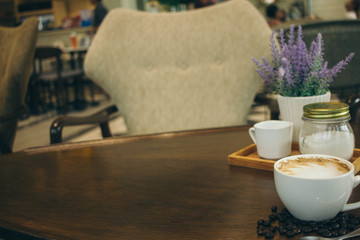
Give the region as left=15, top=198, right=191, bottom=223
left=228, top=144, right=360, bottom=173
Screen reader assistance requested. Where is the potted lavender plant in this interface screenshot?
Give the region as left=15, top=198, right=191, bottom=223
left=252, top=25, right=354, bottom=142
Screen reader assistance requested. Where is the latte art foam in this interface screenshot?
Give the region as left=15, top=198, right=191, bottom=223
left=277, top=157, right=350, bottom=179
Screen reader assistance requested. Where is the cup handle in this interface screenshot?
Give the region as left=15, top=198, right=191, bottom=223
left=248, top=127, right=256, bottom=144
left=342, top=175, right=360, bottom=211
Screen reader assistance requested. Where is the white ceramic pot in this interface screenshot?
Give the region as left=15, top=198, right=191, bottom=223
left=277, top=92, right=331, bottom=143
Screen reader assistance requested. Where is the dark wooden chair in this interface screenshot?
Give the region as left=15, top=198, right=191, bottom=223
left=30, top=47, right=85, bottom=114
left=0, top=17, right=38, bottom=154
left=66, top=48, right=98, bottom=107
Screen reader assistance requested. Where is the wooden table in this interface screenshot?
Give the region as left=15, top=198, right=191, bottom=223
left=1, top=126, right=360, bottom=239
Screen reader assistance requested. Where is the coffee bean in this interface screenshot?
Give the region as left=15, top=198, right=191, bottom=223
left=323, top=230, right=332, bottom=238
left=277, top=213, right=285, bottom=222
left=339, top=228, right=347, bottom=235
left=331, top=223, right=340, bottom=230
left=336, top=212, right=346, bottom=219
left=256, top=207, right=360, bottom=240
left=263, top=220, right=271, bottom=227
left=286, top=229, right=296, bottom=238
left=257, top=219, right=265, bottom=226
left=350, top=218, right=359, bottom=225
left=311, top=226, right=318, bottom=232
left=323, top=219, right=331, bottom=225
left=340, top=220, right=347, bottom=228
left=278, top=225, right=286, bottom=235
left=303, top=226, right=312, bottom=233
left=264, top=231, right=274, bottom=239
left=286, top=225, right=295, bottom=232
left=269, top=214, right=277, bottom=222
left=316, top=223, right=325, bottom=229
left=347, top=225, right=355, bottom=232
left=293, top=218, right=301, bottom=225
left=317, top=228, right=328, bottom=235
left=271, top=206, right=277, bottom=213
left=285, top=219, right=293, bottom=225
left=331, top=230, right=339, bottom=238
left=257, top=226, right=267, bottom=236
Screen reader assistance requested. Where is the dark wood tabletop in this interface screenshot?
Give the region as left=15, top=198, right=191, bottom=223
left=1, top=125, right=360, bottom=240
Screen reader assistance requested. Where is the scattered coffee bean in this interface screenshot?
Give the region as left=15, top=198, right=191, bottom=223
left=285, top=229, right=296, bottom=238
left=256, top=206, right=360, bottom=239
left=331, top=222, right=340, bottom=230
left=302, top=226, right=312, bottom=234
left=277, top=213, right=286, bottom=222
left=317, top=228, right=328, bottom=235
left=257, top=219, right=265, bottom=226
left=257, top=226, right=267, bottom=236
left=278, top=225, right=286, bottom=235
left=271, top=206, right=277, bottom=213
left=351, top=218, right=359, bottom=225
left=263, top=220, right=271, bottom=227
left=339, top=228, right=347, bottom=235
left=264, top=231, right=274, bottom=239
left=294, top=228, right=302, bottom=234
left=331, top=230, right=339, bottom=238
left=269, top=214, right=277, bottom=222
left=285, top=219, right=293, bottom=226
left=286, top=225, right=295, bottom=232
left=270, top=226, right=277, bottom=233
left=322, top=230, right=332, bottom=238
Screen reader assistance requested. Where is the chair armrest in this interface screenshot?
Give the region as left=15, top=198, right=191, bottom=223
left=50, top=105, right=119, bottom=144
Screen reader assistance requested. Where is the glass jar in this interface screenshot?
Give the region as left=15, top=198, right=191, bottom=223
left=299, top=102, right=355, bottom=160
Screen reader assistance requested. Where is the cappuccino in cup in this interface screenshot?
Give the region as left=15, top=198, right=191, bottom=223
left=277, top=156, right=350, bottom=179
left=274, top=154, right=360, bottom=221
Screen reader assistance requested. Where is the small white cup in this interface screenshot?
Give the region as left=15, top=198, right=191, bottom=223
left=274, top=154, right=360, bottom=221
left=248, top=120, right=293, bottom=159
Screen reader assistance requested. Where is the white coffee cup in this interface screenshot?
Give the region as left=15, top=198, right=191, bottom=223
left=249, top=120, right=293, bottom=159
left=274, top=154, right=360, bottom=221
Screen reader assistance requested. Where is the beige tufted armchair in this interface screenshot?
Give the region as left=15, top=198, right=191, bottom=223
left=50, top=0, right=272, bottom=142
left=0, top=17, right=38, bottom=153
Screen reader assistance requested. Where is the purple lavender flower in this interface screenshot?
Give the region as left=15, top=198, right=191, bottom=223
left=252, top=25, right=354, bottom=97
left=278, top=29, right=286, bottom=50
left=287, top=25, right=296, bottom=47
left=270, top=31, right=280, bottom=66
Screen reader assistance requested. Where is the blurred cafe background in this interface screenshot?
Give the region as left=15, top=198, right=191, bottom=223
left=0, top=0, right=355, bottom=28
left=0, top=0, right=359, bottom=153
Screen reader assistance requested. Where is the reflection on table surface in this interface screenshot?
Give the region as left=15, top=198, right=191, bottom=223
left=0, top=125, right=360, bottom=239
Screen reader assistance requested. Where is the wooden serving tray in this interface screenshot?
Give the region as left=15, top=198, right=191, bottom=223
left=228, top=143, right=360, bottom=174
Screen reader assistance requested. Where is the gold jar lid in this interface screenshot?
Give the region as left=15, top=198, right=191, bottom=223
left=303, top=102, right=350, bottom=119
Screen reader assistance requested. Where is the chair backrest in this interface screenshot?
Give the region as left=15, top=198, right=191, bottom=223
left=84, top=0, right=272, bottom=135
left=33, top=47, right=63, bottom=75
left=0, top=17, right=38, bottom=153
left=299, top=20, right=360, bottom=99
